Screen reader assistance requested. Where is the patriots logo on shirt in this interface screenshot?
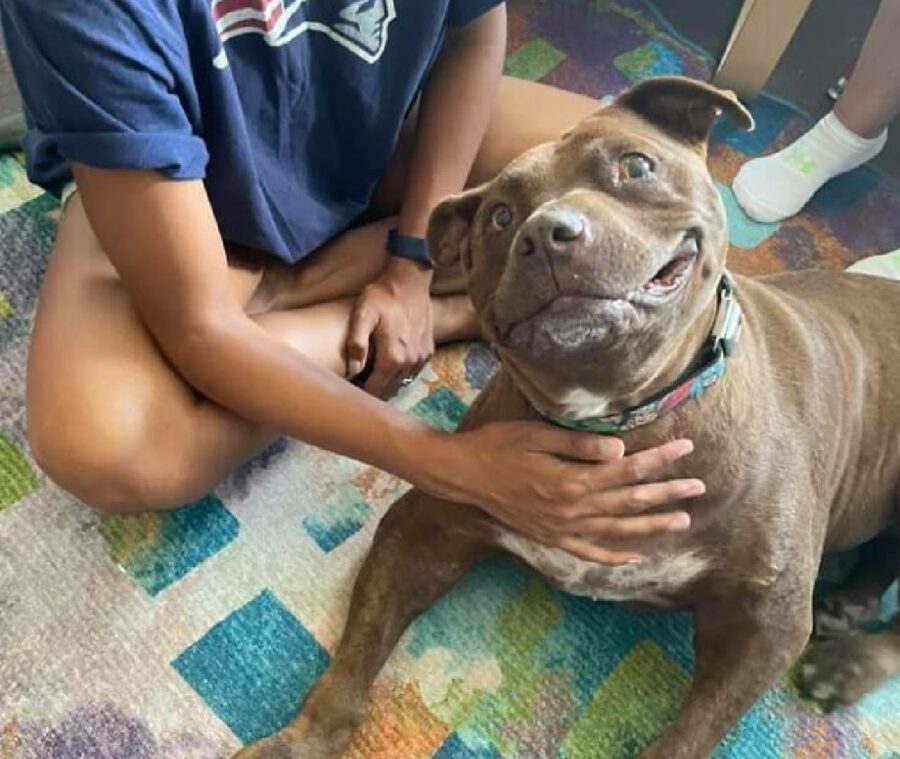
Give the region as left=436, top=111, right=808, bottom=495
left=211, top=0, right=397, bottom=66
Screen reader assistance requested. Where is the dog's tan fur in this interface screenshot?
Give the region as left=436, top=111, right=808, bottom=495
left=235, top=78, right=900, bottom=759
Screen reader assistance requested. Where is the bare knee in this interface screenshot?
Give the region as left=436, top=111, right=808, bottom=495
left=27, top=396, right=207, bottom=514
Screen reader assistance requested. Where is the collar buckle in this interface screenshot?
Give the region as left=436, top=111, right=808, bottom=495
left=711, top=272, right=742, bottom=358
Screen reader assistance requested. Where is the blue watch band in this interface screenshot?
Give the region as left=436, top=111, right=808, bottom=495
left=386, top=228, right=433, bottom=268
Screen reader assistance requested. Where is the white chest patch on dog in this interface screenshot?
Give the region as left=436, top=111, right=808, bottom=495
left=495, top=530, right=708, bottom=605
left=546, top=387, right=613, bottom=420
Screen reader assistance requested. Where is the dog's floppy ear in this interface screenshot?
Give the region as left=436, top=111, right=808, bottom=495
left=427, top=185, right=486, bottom=268
left=616, top=76, right=754, bottom=147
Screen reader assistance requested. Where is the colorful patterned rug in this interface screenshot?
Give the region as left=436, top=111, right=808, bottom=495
left=3, top=1, right=900, bottom=757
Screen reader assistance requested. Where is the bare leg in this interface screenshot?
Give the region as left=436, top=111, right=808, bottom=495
left=732, top=0, right=900, bottom=223
left=232, top=494, right=492, bottom=759
left=26, top=78, right=600, bottom=513
left=640, top=588, right=813, bottom=759
left=834, top=0, right=900, bottom=137
left=26, top=203, right=472, bottom=512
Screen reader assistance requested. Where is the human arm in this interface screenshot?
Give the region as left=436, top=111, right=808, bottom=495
left=76, top=164, right=699, bottom=565
left=346, top=5, right=507, bottom=397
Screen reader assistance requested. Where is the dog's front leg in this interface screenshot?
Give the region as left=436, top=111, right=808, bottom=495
left=233, top=494, right=492, bottom=759
left=639, top=585, right=813, bottom=759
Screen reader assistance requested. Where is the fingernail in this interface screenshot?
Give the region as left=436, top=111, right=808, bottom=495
left=626, top=557, right=643, bottom=565
left=671, top=513, right=691, bottom=530
left=685, top=480, right=706, bottom=496
left=676, top=439, right=694, bottom=455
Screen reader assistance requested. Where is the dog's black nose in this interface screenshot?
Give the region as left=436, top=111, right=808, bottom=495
left=517, top=207, right=586, bottom=258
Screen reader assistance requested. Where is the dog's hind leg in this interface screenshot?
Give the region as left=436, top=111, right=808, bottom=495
left=814, top=534, right=898, bottom=637
left=232, top=493, right=492, bottom=759
left=801, top=528, right=900, bottom=710
left=801, top=600, right=900, bottom=711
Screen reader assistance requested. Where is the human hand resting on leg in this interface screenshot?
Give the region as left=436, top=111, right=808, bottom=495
left=347, top=257, right=435, bottom=399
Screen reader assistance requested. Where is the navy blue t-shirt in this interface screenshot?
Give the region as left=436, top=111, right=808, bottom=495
left=1, top=0, right=503, bottom=263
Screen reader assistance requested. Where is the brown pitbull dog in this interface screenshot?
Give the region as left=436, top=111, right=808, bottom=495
left=235, top=77, right=900, bottom=759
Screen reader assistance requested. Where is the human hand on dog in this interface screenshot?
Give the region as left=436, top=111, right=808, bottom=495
left=347, top=258, right=434, bottom=399
left=432, top=423, right=701, bottom=565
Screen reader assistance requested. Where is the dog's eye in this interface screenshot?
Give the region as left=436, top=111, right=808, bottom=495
left=619, top=153, right=655, bottom=181
left=489, top=203, right=513, bottom=231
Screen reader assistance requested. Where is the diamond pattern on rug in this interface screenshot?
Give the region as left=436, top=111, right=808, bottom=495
left=614, top=40, right=684, bottom=81
left=302, top=481, right=373, bottom=553
left=172, top=590, right=329, bottom=745
left=561, top=640, right=690, bottom=759
left=100, top=494, right=239, bottom=596
left=0, top=432, right=37, bottom=511
left=434, top=732, right=505, bottom=758
left=503, top=38, right=565, bottom=81
left=411, top=387, right=469, bottom=433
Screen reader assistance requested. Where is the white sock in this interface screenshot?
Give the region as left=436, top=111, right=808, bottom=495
left=732, top=112, right=887, bottom=223
left=846, top=249, right=900, bottom=280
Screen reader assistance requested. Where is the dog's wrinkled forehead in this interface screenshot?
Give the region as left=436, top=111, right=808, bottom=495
left=480, top=110, right=709, bottom=232
left=491, top=90, right=733, bottom=203
left=494, top=143, right=554, bottom=189
left=426, top=77, right=753, bottom=270
left=564, top=107, right=699, bottom=158
left=487, top=143, right=557, bottom=203
left=499, top=109, right=693, bottom=185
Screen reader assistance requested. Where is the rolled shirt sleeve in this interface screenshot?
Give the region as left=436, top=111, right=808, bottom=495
left=1, top=0, right=208, bottom=195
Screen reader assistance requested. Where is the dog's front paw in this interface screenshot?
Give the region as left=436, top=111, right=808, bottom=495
left=799, top=634, right=896, bottom=711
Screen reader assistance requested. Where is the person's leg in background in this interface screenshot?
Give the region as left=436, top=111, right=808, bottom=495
left=732, top=0, right=900, bottom=224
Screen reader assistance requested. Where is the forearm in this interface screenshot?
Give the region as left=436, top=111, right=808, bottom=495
left=173, top=313, right=440, bottom=483
left=397, top=6, right=506, bottom=237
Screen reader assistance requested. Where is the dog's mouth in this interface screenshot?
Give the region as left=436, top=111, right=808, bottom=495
left=638, top=230, right=701, bottom=300
left=498, top=230, right=701, bottom=346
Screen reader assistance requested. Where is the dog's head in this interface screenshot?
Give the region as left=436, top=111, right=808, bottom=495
left=428, top=77, right=752, bottom=416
